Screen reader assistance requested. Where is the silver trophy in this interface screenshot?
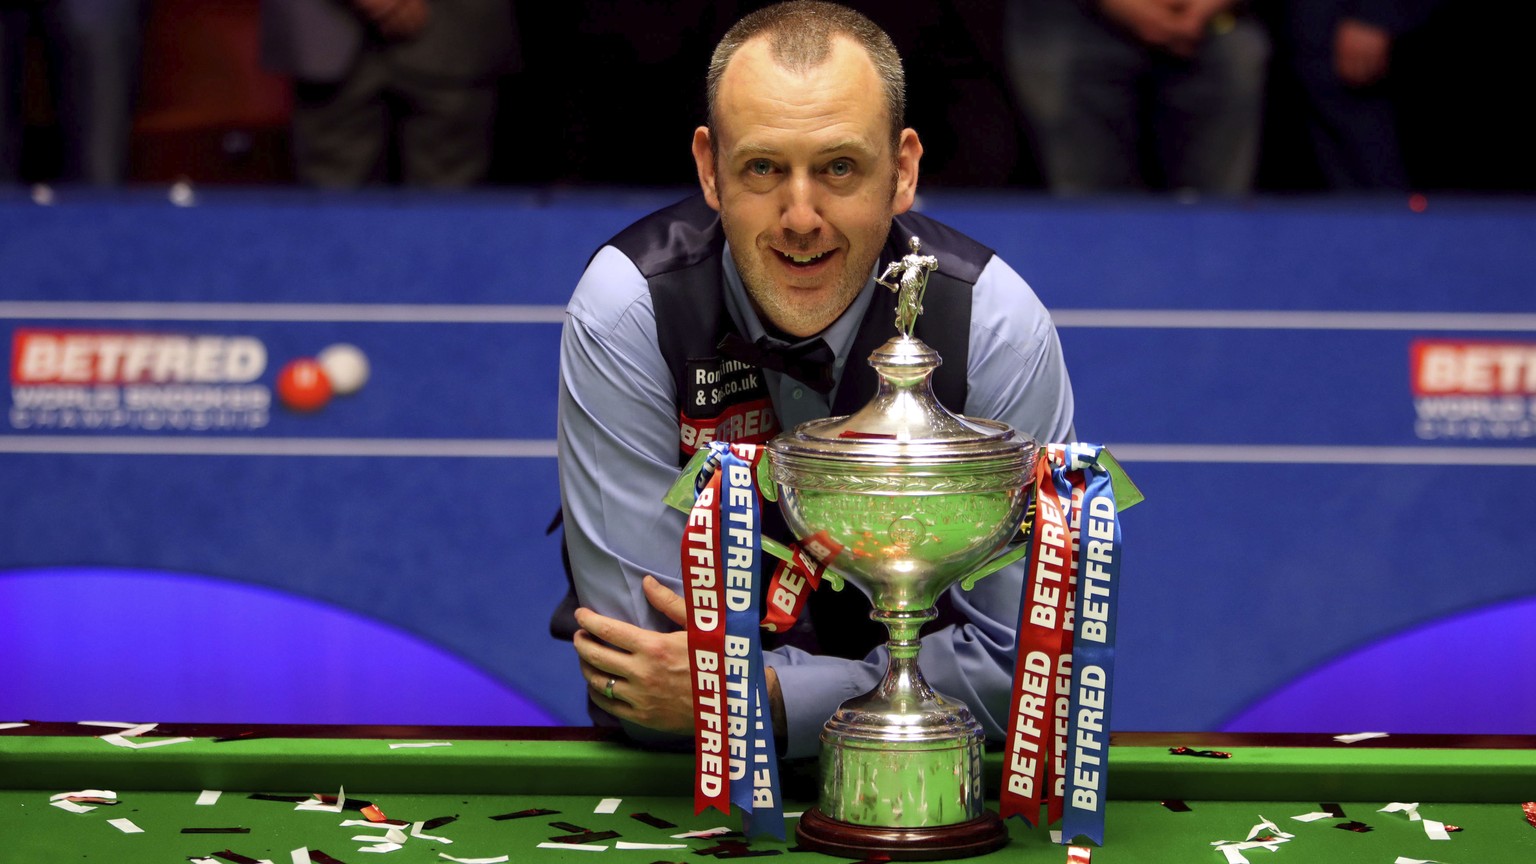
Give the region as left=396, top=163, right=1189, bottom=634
left=768, top=238, right=1037, bottom=860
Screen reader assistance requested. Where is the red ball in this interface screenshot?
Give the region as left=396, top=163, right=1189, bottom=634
left=276, top=357, right=333, bottom=412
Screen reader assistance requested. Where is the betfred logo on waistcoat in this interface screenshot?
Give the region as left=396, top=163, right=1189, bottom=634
left=1411, top=339, right=1536, bottom=440
left=680, top=356, right=779, bottom=454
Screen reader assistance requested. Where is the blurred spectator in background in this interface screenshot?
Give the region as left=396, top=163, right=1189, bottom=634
left=0, top=0, right=149, bottom=185
left=260, top=0, right=518, bottom=188
left=1275, top=0, right=1436, bottom=190
left=875, top=1, right=1033, bottom=188
left=502, top=1, right=733, bottom=187
left=1003, top=0, right=1269, bottom=195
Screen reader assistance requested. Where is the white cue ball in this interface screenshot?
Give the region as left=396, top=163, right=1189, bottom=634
left=317, top=343, right=370, bottom=396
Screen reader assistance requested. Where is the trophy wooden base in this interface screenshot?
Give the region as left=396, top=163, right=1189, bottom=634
left=795, top=806, right=1009, bottom=861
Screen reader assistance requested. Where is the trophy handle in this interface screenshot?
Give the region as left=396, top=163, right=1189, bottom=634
left=958, top=538, right=1032, bottom=591
left=760, top=535, right=846, bottom=591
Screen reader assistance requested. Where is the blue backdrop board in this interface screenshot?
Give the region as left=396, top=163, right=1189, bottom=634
left=3, top=188, right=1533, bottom=735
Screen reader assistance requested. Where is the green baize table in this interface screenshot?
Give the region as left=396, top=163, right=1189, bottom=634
left=3, top=724, right=1533, bottom=862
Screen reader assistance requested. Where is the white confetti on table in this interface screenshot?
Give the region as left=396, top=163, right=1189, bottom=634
left=1333, top=731, right=1390, bottom=744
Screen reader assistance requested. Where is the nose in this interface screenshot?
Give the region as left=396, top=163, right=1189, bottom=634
left=779, top=172, right=823, bottom=236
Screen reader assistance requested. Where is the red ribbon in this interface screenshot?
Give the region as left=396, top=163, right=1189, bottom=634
left=1000, top=457, right=1071, bottom=824
left=760, top=532, right=839, bottom=634
left=683, top=470, right=729, bottom=814
left=1047, top=473, right=1084, bottom=826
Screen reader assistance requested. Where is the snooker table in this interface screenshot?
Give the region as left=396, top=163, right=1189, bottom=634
left=2, top=723, right=1533, bottom=863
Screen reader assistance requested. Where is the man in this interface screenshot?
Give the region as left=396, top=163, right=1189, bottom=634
left=1004, top=0, right=1270, bottom=195
left=0, top=0, right=149, bottom=185
left=558, top=1, right=1074, bottom=759
left=1277, top=0, right=1438, bottom=189
left=260, top=0, right=518, bottom=187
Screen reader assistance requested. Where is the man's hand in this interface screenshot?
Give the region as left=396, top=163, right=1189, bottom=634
left=352, top=0, right=430, bottom=40
left=575, top=575, right=786, bottom=739
left=574, top=575, right=697, bottom=735
left=1334, top=18, right=1392, bottom=87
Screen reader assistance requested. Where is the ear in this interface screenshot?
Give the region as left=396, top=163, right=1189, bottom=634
left=692, top=126, right=721, bottom=211
left=892, top=128, right=923, bottom=215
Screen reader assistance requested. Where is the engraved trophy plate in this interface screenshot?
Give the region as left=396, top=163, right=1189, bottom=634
left=767, top=239, right=1037, bottom=860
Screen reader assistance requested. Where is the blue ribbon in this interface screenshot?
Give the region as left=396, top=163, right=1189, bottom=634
left=712, top=442, right=785, bottom=841
left=1060, top=446, right=1121, bottom=846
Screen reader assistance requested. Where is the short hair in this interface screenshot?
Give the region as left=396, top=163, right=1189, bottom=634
left=706, top=2, right=906, bottom=147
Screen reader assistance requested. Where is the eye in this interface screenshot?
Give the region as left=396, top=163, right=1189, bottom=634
left=827, top=159, right=854, bottom=177
left=748, top=159, right=774, bottom=176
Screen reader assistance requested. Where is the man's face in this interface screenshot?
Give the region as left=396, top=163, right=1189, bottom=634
left=693, top=36, right=922, bottom=339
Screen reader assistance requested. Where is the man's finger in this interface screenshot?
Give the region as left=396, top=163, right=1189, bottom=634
left=642, top=575, right=688, bottom=627
left=577, top=656, right=627, bottom=706
left=573, top=606, right=653, bottom=653
left=573, top=627, right=632, bottom=677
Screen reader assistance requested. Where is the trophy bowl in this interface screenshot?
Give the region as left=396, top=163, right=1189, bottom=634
left=767, top=333, right=1037, bottom=860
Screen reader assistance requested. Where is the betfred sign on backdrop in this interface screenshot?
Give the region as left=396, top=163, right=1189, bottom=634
left=1411, top=339, right=1536, bottom=440
left=9, top=328, right=272, bottom=430
left=14, top=330, right=267, bottom=384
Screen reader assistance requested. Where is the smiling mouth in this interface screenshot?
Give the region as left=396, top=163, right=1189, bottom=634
left=779, top=249, right=831, bottom=266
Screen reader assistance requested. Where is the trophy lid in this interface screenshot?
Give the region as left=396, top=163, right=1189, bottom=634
left=770, top=334, right=1035, bottom=470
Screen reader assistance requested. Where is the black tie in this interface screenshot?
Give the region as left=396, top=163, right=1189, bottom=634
left=717, top=332, right=836, bottom=395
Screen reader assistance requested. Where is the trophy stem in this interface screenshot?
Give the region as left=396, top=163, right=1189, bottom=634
left=871, top=608, right=938, bottom=714
left=875, top=607, right=928, bottom=649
